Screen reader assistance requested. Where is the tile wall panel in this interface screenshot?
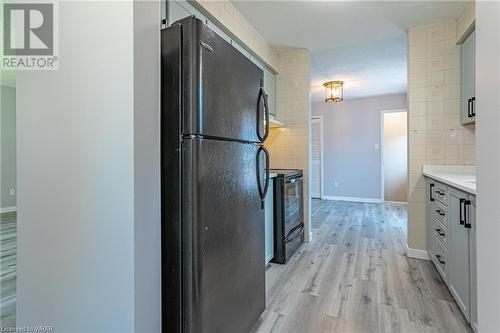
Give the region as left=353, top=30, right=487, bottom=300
left=265, top=49, right=311, bottom=240
left=407, top=20, right=475, bottom=251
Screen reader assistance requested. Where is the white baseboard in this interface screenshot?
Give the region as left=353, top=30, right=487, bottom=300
left=406, top=244, right=430, bottom=260
left=384, top=200, right=408, bottom=205
left=0, top=206, right=16, bottom=213
left=321, top=195, right=383, bottom=204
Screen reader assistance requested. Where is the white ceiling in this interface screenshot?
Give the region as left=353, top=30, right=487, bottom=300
left=232, top=1, right=468, bottom=101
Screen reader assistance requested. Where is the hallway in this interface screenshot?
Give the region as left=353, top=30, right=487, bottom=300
left=253, top=200, right=471, bottom=333
left=0, top=212, right=16, bottom=328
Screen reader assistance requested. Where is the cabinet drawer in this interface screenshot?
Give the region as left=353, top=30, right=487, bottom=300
left=434, top=219, right=448, bottom=249
left=434, top=183, right=448, bottom=205
left=433, top=241, right=447, bottom=281
left=434, top=201, right=448, bottom=226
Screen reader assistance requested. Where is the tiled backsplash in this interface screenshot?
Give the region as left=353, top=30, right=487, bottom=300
left=407, top=20, right=476, bottom=251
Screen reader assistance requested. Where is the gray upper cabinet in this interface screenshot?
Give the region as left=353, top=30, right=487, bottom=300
left=168, top=0, right=207, bottom=25
left=461, top=30, right=475, bottom=125
left=263, top=68, right=276, bottom=117
left=447, top=187, right=471, bottom=321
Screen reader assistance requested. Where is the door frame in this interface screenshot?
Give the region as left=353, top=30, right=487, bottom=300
left=311, top=116, right=324, bottom=199
left=380, top=109, right=408, bottom=203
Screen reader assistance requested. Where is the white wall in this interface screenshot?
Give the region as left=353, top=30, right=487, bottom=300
left=1, top=85, right=17, bottom=209
left=311, top=94, right=407, bottom=201
left=16, top=1, right=161, bottom=331
left=476, top=2, right=500, bottom=331
left=133, top=0, right=161, bottom=331
left=383, top=111, right=408, bottom=202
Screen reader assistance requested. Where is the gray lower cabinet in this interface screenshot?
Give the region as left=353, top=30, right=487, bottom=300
left=425, top=178, right=477, bottom=328
left=448, top=187, right=470, bottom=320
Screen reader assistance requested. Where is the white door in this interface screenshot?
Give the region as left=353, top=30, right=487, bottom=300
left=382, top=111, right=408, bottom=202
left=311, top=117, right=322, bottom=198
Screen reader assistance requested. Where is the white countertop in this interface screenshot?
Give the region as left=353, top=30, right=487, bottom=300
left=423, top=165, right=476, bottom=195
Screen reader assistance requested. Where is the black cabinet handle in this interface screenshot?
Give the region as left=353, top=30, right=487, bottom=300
left=430, top=184, right=435, bottom=201
left=471, top=97, right=476, bottom=117
left=464, top=200, right=471, bottom=228
left=459, top=198, right=465, bottom=225
left=436, top=254, right=445, bottom=264
left=435, top=228, right=445, bottom=237
left=467, top=98, right=472, bottom=118
left=435, top=209, right=445, bottom=216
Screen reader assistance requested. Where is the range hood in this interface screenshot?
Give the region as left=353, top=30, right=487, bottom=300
left=269, top=115, right=285, bottom=128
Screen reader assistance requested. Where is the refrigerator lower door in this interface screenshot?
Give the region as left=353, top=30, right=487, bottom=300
left=183, top=138, right=265, bottom=333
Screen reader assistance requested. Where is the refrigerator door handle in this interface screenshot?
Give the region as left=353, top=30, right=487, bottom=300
left=257, top=86, right=270, bottom=142
left=256, top=146, right=270, bottom=209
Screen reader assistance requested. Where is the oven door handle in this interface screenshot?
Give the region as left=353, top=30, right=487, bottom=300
left=286, top=224, right=304, bottom=242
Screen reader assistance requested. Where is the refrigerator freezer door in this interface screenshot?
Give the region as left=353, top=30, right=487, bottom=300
left=182, top=138, right=265, bottom=333
left=173, top=17, right=266, bottom=143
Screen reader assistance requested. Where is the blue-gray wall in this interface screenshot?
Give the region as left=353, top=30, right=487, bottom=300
left=312, top=93, right=407, bottom=200
left=16, top=1, right=161, bottom=331
left=1, top=85, right=16, bottom=209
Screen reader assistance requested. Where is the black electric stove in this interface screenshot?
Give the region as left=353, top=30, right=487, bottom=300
left=270, top=169, right=304, bottom=264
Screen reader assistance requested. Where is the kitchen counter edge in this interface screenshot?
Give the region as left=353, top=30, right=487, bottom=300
left=422, top=165, right=476, bottom=196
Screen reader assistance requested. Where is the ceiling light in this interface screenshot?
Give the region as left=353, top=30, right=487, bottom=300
left=323, top=81, right=343, bottom=103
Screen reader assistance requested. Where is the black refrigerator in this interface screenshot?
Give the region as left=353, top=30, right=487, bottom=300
left=161, top=16, right=271, bottom=333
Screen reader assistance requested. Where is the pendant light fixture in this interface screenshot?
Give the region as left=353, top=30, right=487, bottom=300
left=323, top=81, right=344, bottom=103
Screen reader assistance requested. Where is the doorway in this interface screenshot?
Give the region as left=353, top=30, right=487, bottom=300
left=381, top=110, right=408, bottom=203
left=311, top=116, right=323, bottom=199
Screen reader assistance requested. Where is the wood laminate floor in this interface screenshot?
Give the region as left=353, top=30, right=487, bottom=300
left=253, top=199, right=471, bottom=333
left=0, top=212, right=16, bottom=329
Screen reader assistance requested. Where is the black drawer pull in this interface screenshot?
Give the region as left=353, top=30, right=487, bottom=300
left=436, top=254, right=445, bottom=264
left=435, top=209, right=445, bottom=216
left=464, top=200, right=472, bottom=228
left=459, top=198, right=465, bottom=225
left=435, top=228, right=445, bottom=237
